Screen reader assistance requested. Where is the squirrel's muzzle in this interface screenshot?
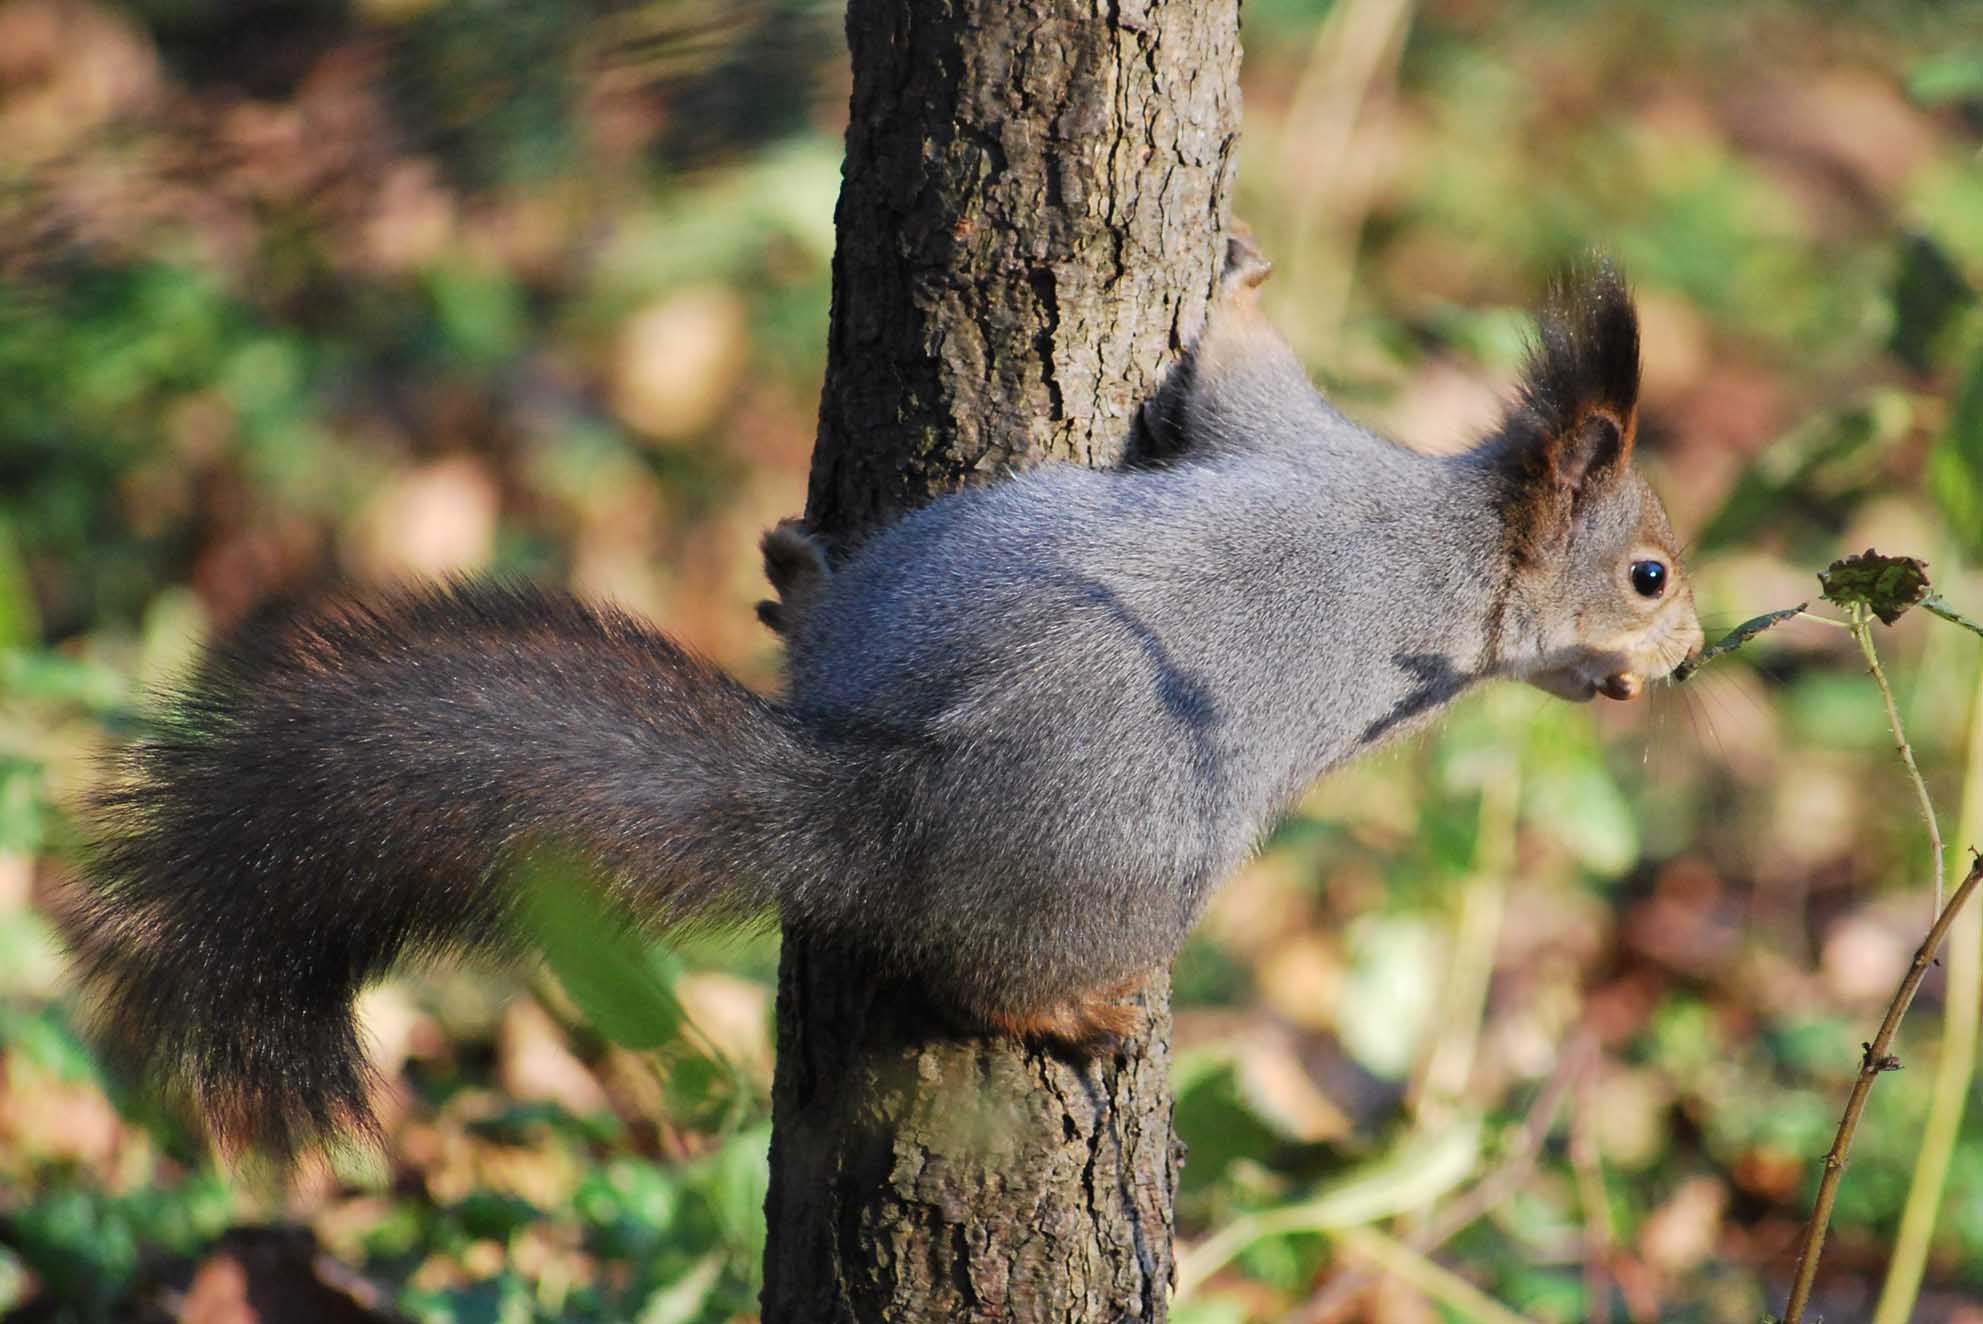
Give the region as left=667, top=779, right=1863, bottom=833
left=1598, top=673, right=1641, bottom=701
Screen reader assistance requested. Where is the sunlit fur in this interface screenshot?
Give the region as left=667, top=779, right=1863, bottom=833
left=68, top=243, right=1701, bottom=1157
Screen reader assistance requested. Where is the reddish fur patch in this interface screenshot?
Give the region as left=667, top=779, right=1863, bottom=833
left=981, top=978, right=1146, bottom=1052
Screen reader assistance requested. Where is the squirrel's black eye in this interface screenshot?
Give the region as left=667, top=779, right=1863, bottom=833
left=1629, top=560, right=1667, bottom=599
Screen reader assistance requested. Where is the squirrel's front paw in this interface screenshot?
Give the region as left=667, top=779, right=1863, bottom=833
left=1219, top=228, right=1274, bottom=304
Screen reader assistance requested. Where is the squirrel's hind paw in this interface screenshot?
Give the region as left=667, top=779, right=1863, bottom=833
left=980, top=979, right=1147, bottom=1056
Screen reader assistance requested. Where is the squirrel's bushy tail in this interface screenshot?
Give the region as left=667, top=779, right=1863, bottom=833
left=68, top=583, right=824, bottom=1159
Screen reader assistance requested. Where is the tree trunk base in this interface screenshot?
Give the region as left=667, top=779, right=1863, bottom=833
left=764, top=946, right=1179, bottom=1317
left=763, top=0, right=1239, bottom=1315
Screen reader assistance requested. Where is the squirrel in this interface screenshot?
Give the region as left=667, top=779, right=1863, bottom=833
left=64, top=238, right=1703, bottom=1158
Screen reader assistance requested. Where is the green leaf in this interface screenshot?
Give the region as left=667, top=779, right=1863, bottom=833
left=1819, top=549, right=1932, bottom=625
left=515, top=852, right=686, bottom=1052
left=1527, top=763, right=1638, bottom=877
left=1174, top=1120, right=1482, bottom=1297
left=1172, top=1055, right=1286, bottom=1196
left=0, top=758, right=44, bottom=855
left=635, top=1256, right=724, bottom=1324
left=1909, top=51, right=1983, bottom=106
left=405, top=1272, right=533, bottom=1324
left=0, top=519, right=37, bottom=650
left=8, top=1189, right=138, bottom=1311
left=0, top=649, right=128, bottom=711
left=1924, top=594, right=1983, bottom=641
left=0, top=1004, right=108, bottom=1086
left=451, top=1191, right=542, bottom=1242
left=466, top=1098, right=624, bottom=1148
left=1672, top=604, right=1806, bottom=682
left=1172, top=1300, right=1252, bottom=1324
left=1339, top=916, right=1440, bottom=1078
left=0, top=907, right=65, bottom=999
left=425, top=263, right=526, bottom=366
left=1888, top=232, right=1974, bottom=373
left=691, top=1124, right=771, bottom=1261
left=577, top=1160, right=684, bottom=1260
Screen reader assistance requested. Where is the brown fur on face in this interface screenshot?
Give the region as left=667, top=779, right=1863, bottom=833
left=1489, top=260, right=1643, bottom=567
left=1478, top=262, right=1703, bottom=698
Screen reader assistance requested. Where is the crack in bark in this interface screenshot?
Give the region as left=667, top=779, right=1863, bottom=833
left=1031, top=267, right=1065, bottom=422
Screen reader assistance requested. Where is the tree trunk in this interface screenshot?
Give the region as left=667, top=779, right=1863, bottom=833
left=761, top=0, right=1240, bottom=1319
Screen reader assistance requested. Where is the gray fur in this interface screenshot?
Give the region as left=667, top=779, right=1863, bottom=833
left=784, top=383, right=1513, bottom=1016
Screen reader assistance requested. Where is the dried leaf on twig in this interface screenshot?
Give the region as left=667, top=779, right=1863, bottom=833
left=1673, top=605, right=1806, bottom=683
left=1819, top=550, right=1931, bottom=625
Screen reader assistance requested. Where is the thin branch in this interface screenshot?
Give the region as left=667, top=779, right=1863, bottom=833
left=1924, top=593, right=1983, bottom=642
left=1871, top=659, right=1983, bottom=1324
left=1849, top=602, right=1944, bottom=911
left=1782, top=849, right=1983, bottom=1324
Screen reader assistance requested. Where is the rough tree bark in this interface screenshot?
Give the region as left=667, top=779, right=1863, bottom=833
left=760, top=1, right=1240, bottom=1319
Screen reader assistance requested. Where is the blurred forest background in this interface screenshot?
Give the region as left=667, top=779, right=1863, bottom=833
left=4, top=0, right=1983, bottom=1320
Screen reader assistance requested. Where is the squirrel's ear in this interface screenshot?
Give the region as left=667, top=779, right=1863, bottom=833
left=1485, top=258, right=1641, bottom=545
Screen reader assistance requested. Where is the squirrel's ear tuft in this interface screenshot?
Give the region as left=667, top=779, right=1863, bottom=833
left=1522, top=257, right=1639, bottom=449
left=1486, top=257, right=1641, bottom=549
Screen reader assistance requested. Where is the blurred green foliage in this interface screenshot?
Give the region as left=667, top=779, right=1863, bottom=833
left=2, top=0, right=1983, bottom=1320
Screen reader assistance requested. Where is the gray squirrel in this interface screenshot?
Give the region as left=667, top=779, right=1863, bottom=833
left=66, top=238, right=1703, bottom=1157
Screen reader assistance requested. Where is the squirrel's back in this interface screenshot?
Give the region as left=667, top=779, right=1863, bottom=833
left=788, top=442, right=1498, bottom=802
